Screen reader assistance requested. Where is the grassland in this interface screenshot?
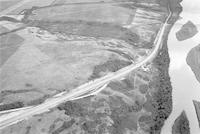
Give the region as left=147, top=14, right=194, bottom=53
left=0, top=26, right=24, bottom=66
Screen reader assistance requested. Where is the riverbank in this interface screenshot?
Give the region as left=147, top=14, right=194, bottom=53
left=161, top=0, right=200, bottom=133
left=149, top=0, right=183, bottom=133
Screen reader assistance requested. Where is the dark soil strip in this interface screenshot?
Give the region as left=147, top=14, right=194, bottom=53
left=0, top=26, right=26, bottom=36
left=0, top=16, right=20, bottom=23
left=0, top=101, right=24, bottom=111
left=0, top=89, right=41, bottom=96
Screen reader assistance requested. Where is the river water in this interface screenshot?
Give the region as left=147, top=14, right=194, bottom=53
left=161, top=0, right=200, bottom=134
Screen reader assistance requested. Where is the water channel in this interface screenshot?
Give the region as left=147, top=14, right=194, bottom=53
left=161, top=0, right=200, bottom=134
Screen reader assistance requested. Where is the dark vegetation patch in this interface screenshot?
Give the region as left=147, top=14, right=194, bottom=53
left=111, top=115, right=137, bottom=134
left=81, top=120, right=99, bottom=134
left=138, top=115, right=152, bottom=132
left=57, top=100, right=107, bottom=133
left=51, top=119, right=75, bottom=134
left=139, top=84, right=149, bottom=94
left=139, top=40, right=172, bottom=134
left=1, top=90, right=34, bottom=96
left=0, top=90, right=48, bottom=106
left=143, top=93, right=155, bottom=112
left=139, top=0, right=183, bottom=131
left=57, top=101, right=87, bottom=117
left=25, top=126, right=31, bottom=134
left=139, top=115, right=152, bottom=123
left=26, top=95, right=50, bottom=106
left=89, top=59, right=131, bottom=80
left=158, top=0, right=183, bottom=23
left=107, top=95, right=145, bottom=133
left=57, top=91, right=142, bottom=134
left=110, top=97, right=143, bottom=114
left=107, top=79, right=134, bottom=93
left=168, top=0, right=183, bottom=21
left=25, top=83, right=33, bottom=87
left=110, top=106, right=139, bottom=134
left=0, top=16, right=20, bottom=23
left=0, top=101, right=24, bottom=111
left=172, top=111, right=190, bottom=134
left=106, top=49, right=135, bottom=61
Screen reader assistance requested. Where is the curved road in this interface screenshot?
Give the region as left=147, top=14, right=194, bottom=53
left=0, top=6, right=172, bottom=130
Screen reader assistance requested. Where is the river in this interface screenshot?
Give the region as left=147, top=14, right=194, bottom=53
left=161, top=0, right=200, bottom=134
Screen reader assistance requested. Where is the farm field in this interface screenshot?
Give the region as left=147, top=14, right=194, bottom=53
left=24, top=2, right=166, bottom=48
left=0, top=0, right=22, bottom=12
left=29, top=4, right=136, bottom=26
left=4, top=0, right=55, bottom=15
left=0, top=26, right=24, bottom=66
